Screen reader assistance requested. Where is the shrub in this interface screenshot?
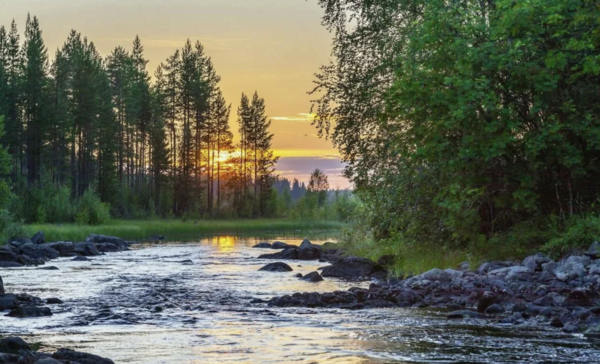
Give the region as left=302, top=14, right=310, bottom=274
left=77, top=189, right=110, bottom=225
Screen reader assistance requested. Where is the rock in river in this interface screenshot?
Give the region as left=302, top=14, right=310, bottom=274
left=40, top=242, right=74, bottom=257
left=301, top=271, right=324, bottom=282
left=272, top=241, right=290, bottom=249
left=0, top=337, right=30, bottom=354
left=19, top=243, right=60, bottom=261
left=259, top=262, right=293, bottom=272
left=321, top=256, right=382, bottom=279
left=6, top=305, right=52, bottom=318
left=258, top=248, right=299, bottom=260
left=52, top=348, right=115, bottom=364
left=298, top=239, right=322, bottom=260
left=86, top=234, right=128, bottom=251
left=74, top=242, right=101, bottom=256
left=253, top=242, right=272, bottom=249
left=31, top=231, right=46, bottom=245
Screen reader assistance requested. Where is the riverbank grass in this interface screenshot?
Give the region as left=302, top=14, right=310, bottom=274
left=26, top=219, right=346, bottom=243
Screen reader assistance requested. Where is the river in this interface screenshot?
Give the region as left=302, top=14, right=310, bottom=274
left=1, top=235, right=599, bottom=363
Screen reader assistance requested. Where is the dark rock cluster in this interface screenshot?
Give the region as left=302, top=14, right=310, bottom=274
left=0, top=233, right=135, bottom=320
left=265, top=242, right=600, bottom=334
left=0, top=336, right=114, bottom=364
left=256, top=239, right=383, bottom=283
left=0, top=232, right=133, bottom=268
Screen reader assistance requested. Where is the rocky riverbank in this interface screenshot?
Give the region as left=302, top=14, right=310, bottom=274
left=256, top=239, right=600, bottom=335
left=0, top=336, right=114, bottom=364
left=0, top=232, right=133, bottom=268
left=0, top=232, right=129, bottom=363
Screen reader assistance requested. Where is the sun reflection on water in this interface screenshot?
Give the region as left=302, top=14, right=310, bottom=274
left=208, top=235, right=237, bottom=253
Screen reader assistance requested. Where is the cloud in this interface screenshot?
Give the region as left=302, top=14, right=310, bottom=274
left=273, top=149, right=340, bottom=159
left=272, top=113, right=315, bottom=122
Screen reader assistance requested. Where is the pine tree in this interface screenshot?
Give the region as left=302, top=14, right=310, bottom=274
left=4, top=20, right=23, bottom=180
left=236, top=93, right=251, bottom=214
left=149, top=64, right=171, bottom=213
left=249, top=92, right=278, bottom=216
left=48, top=48, right=71, bottom=185
left=212, top=90, right=233, bottom=210
left=23, top=14, right=49, bottom=185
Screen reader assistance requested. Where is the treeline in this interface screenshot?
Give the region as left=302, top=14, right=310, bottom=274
left=0, top=15, right=279, bottom=224
left=271, top=169, right=361, bottom=222
left=313, top=0, right=600, bottom=255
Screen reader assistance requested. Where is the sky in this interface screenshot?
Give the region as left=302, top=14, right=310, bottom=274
left=0, top=0, right=350, bottom=189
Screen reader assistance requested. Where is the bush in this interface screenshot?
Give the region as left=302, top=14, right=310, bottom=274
left=0, top=210, right=29, bottom=243
left=74, top=207, right=90, bottom=225
left=77, top=189, right=110, bottom=225
left=543, top=215, right=600, bottom=256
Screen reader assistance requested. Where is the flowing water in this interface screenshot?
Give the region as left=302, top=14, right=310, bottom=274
left=1, top=235, right=600, bottom=364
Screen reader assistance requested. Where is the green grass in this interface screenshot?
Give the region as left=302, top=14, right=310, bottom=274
left=26, top=219, right=346, bottom=243
left=337, top=227, right=541, bottom=276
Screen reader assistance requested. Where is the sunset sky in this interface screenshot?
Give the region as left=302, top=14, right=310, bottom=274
left=0, top=0, right=349, bottom=188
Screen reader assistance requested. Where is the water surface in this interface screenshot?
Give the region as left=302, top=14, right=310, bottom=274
left=1, top=235, right=599, bottom=363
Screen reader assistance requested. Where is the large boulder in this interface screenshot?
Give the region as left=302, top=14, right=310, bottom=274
left=0, top=275, right=3, bottom=295
left=35, top=358, right=63, bottom=364
left=298, top=239, right=322, bottom=260
left=74, top=242, right=101, bottom=256
left=0, top=295, right=19, bottom=311
left=52, top=348, right=115, bottom=364
left=86, top=235, right=128, bottom=251
left=589, top=261, right=600, bottom=275
left=95, top=243, right=122, bottom=253
left=487, top=266, right=533, bottom=281
left=321, top=256, right=382, bottom=279
left=554, top=256, right=590, bottom=282
left=8, top=238, right=32, bottom=248
left=258, top=248, right=299, bottom=260
left=19, top=244, right=59, bottom=261
left=259, top=262, right=293, bottom=272
left=523, top=253, right=552, bottom=272
left=301, top=271, right=324, bottom=282
left=6, top=306, right=52, bottom=318
left=40, top=242, right=74, bottom=257
left=416, top=268, right=452, bottom=282
left=476, top=260, right=515, bottom=274
left=0, top=247, right=19, bottom=263
left=272, top=241, right=290, bottom=249
left=253, top=242, right=272, bottom=249
left=0, top=337, right=30, bottom=354
left=0, top=261, right=22, bottom=268
left=31, top=232, right=45, bottom=245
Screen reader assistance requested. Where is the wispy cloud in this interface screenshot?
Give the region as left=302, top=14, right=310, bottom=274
left=272, top=113, right=315, bottom=122
left=273, top=149, right=340, bottom=158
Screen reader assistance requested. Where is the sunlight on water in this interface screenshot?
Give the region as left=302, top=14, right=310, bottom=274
left=0, top=236, right=599, bottom=363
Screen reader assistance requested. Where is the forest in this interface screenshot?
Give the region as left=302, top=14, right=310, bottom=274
left=312, top=0, right=600, bottom=269
left=0, top=15, right=358, bottom=240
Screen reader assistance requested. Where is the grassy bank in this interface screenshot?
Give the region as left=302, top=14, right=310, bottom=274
left=26, top=219, right=346, bottom=243
left=337, top=228, right=544, bottom=277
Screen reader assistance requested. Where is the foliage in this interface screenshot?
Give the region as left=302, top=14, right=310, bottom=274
left=308, top=168, right=329, bottom=206
left=0, top=16, right=283, bottom=221
left=77, top=188, right=111, bottom=225
left=312, top=0, right=600, bottom=256
left=0, top=115, right=26, bottom=242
